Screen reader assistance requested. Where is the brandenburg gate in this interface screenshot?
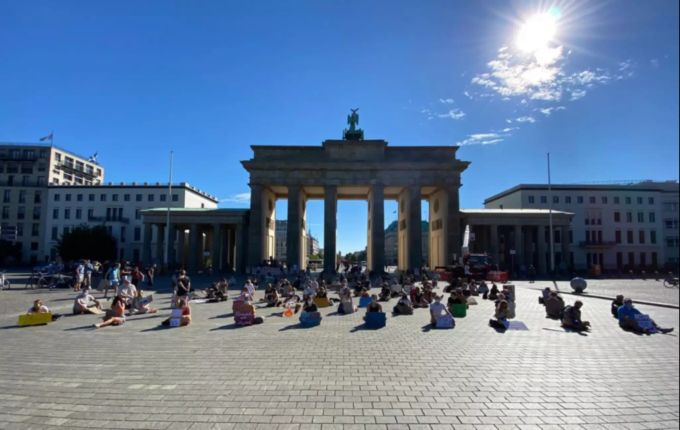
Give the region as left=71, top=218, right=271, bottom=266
left=242, top=112, right=470, bottom=273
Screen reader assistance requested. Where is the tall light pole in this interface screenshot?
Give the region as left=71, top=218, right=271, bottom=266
left=547, top=153, right=555, bottom=275
left=163, top=150, right=174, bottom=270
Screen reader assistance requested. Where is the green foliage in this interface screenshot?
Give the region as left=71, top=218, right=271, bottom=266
left=0, top=240, right=22, bottom=265
left=56, top=224, right=117, bottom=262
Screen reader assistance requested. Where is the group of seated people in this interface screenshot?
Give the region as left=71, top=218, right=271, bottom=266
left=540, top=287, right=590, bottom=331
left=611, top=295, right=673, bottom=334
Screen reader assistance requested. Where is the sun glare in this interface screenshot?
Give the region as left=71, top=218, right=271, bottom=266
left=516, top=12, right=558, bottom=53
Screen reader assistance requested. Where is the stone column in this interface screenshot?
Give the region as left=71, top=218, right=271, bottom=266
left=489, top=224, right=499, bottom=265
left=407, top=186, right=423, bottom=271
left=166, top=224, right=176, bottom=268
left=177, top=226, right=186, bottom=268
left=513, top=225, right=524, bottom=268
left=212, top=223, right=222, bottom=272
left=445, top=185, right=462, bottom=266
left=537, top=225, right=547, bottom=275
left=367, top=184, right=385, bottom=274
left=323, top=185, right=337, bottom=274
left=287, top=185, right=303, bottom=271
left=235, top=225, right=244, bottom=273
left=189, top=224, right=200, bottom=272
left=247, top=184, right=264, bottom=267
left=155, top=224, right=165, bottom=266
left=142, top=223, right=152, bottom=264
left=561, top=226, right=570, bottom=268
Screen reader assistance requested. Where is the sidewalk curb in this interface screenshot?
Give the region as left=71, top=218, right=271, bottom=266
left=520, top=286, right=680, bottom=310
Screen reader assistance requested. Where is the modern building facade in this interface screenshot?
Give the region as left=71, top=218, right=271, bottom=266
left=384, top=220, right=429, bottom=266
left=0, top=143, right=104, bottom=264
left=484, top=181, right=680, bottom=272
left=44, top=182, right=217, bottom=263
left=274, top=219, right=319, bottom=265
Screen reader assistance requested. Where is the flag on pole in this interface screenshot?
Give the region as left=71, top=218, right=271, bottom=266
left=39, top=132, right=53, bottom=142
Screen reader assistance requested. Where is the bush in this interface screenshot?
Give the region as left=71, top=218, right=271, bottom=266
left=56, top=225, right=117, bottom=262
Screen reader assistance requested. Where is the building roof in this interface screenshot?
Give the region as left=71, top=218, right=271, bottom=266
left=0, top=142, right=102, bottom=166
left=461, top=208, right=573, bottom=215
left=484, top=181, right=680, bottom=204
left=48, top=182, right=218, bottom=202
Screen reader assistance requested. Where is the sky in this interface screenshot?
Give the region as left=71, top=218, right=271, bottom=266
left=1, top=0, right=678, bottom=254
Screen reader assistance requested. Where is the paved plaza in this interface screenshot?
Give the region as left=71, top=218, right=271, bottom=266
left=0, top=275, right=678, bottom=430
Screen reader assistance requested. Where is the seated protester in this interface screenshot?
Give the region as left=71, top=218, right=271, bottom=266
left=116, top=279, right=137, bottom=309
left=393, top=293, right=414, bottom=315
left=28, top=299, right=62, bottom=320
left=429, top=295, right=453, bottom=327
left=422, top=286, right=435, bottom=304
left=545, top=291, right=565, bottom=319
left=265, top=284, right=282, bottom=307
left=617, top=298, right=673, bottom=334
left=302, top=298, right=318, bottom=313
left=362, top=295, right=383, bottom=321
left=502, top=285, right=514, bottom=303
left=206, top=278, right=228, bottom=302
left=540, top=287, right=551, bottom=305
left=176, top=270, right=191, bottom=299
left=468, top=282, right=478, bottom=296
left=488, top=283, right=499, bottom=301
left=378, top=283, right=391, bottom=301
left=489, top=300, right=510, bottom=330
left=73, top=287, right=102, bottom=314
left=316, top=285, right=329, bottom=299
left=299, top=298, right=321, bottom=326
left=611, top=295, right=625, bottom=318
left=95, top=295, right=126, bottom=328
left=303, top=282, right=316, bottom=299
left=411, top=287, right=429, bottom=308
left=477, top=281, right=489, bottom=299
left=338, top=284, right=356, bottom=315
left=236, top=287, right=253, bottom=303
left=561, top=300, right=590, bottom=332
left=132, top=288, right=157, bottom=314
left=162, top=297, right=191, bottom=327
left=448, top=289, right=468, bottom=306
left=244, top=279, right=256, bottom=299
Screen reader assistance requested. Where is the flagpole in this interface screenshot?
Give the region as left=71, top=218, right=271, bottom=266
left=163, top=151, right=173, bottom=271
left=547, top=153, right=555, bottom=275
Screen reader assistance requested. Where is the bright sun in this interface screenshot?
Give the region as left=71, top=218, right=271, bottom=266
left=516, top=12, right=558, bottom=53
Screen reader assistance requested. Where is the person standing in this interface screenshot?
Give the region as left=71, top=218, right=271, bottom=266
left=146, top=264, right=156, bottom=287
left=103, top=263, right=121, bottom=299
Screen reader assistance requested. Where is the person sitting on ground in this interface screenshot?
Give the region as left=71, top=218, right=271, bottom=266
left=477, top=280, right=489, bottom=299
left=73, top=287, right=102, bottom=314
left=502, top=285, right=515, bottom=303
left=611, top=295, right=625, bottom=318
left=488, top=283, right=499, bottom=301
left=362, top=295, right=383, bottom=321
left=393, top=293, right=414, bottom=315
left=132, top=288, right=157, bottom=314
left=244, top=279, right=256, bottom=299
left=338, top=283, right=356, bottom=315
left=95, top=296, right=126, bottom=328
left=561, top=300, right=590, bottom=332
left=545, top=291, right=565, bottom=319
left=316, top=284, right=329, bottom=299
left=116, top=279, right=138, bottom=311
left=235, top=287, right=252, bottom=303
left=411, top=287, right=429, bottom=308
left=265, top=284, right=282, bottom=307
left=448, top=289, right=468, bottom=307
left=422, top=285, right=435, bottom=304
left=617, top=298, right=673, bottom=334
left=205, top=278, right=228, bottom=302
left=540, top=287, right=551, bottom=305
left=489, top=300, right=510, bottom=330
left=162, top=297, right=192, bottom=327
left=378, top=283, right=391, bottom=301
left=27, top=299, right=62, bottom=320
left=429, top=295, right=453, bottom=327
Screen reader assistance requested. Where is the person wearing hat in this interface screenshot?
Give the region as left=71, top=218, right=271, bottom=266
left=617, top=298, right=673, bottom=334
left=429, top=294, right=453, bottom=327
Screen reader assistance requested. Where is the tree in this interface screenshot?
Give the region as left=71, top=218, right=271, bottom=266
left=56, top=225, right=117, bottom=262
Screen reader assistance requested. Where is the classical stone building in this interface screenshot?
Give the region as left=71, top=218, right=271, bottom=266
left=384, top=220, right=429, bottom=266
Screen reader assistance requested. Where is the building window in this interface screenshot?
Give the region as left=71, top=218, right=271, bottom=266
left=18, top=190, right=26, bottom=204
left=17, top=206, right=25, bottom=220
left=649, top=212, right=656, bottom=223
left=552, top=196, right=558, bottom=204
left=63, top=227, right=69, bottom=235
left=89, top=194, right=95, bottom=202
left=615, top=230, right=622, bottom=244
left=30, top=242, right=38, bottom=251
left=160, top=194, right=167, bottom=202
left=565, top=196, right=571, bottom=204
left=640, top=252, right=647, bottom=267
left=124, top=194, right=130, bottom=202
left=16, top=223, right=23, bottom=237
left=637, top=197, right=643, bottom=204
left=75, top=209, right=82, bottom=220
left=64, top=209, right=70, bottom=220
left=614, top=196, right=620, bottom=204
left=51, top=226, right=58, bottom=240
left=120, top=226, right=126, bottom=243
left=637, top=212, right=644, bottom=223
left=648, top=197, right=655, bottom=205
left=614, top=212, right=621, bottom=222
left=577, top=196, right=584, bottom=204
left=651, top=230, right=657, bottom=244
left=601, top=196, right=608, bottom=204
left=32, top=223, right=39, bottom=237
left=113, top=194, right=119, bottom=202
left=528, top=196, right=535, bottom=204
left=65, top=194, right=71, bottom=202
left=88, top=208, right=94, bottom=219
left=134, top=227, right=141, bottom=241
left=135, top=209, right=141, bottom=220
left=77, top=194, right=83, bottom=202
left=628, top=252, right=635, bottom=267
left=639, top=230, right=645, bottom=244
left=53, top=208, right=59, bottom=219
left=2, top=190, right=9, bottom=203
left=626, top=212, right=633, bottom=223
left=54, top=194, right=60, bottom=202
left=627, top=230, right=634, bottom=244
left=589, top=196, right=596, bottom=204
left=1, top=207, right=8, bottom=219
left=665, top=219, right=679, bottom=229
left=34, top=191, right=42, bottom=204
left=32, top=207, right=40, bottom=220
left=148, top=194, right=155, bottom=202
left=172, top=194, right=179, bottom=202
left=540, top=196, right=547, bottom=204
left=625, top=197, right=631, bottom=204
left=136, top=194, right=142, bottom=202
left=100, top=194, right=106, bottom=202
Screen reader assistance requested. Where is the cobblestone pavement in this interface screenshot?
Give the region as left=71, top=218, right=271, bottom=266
left=0, top=277, right=678, bottom=430
left=543, top=279, right=679, bottom=307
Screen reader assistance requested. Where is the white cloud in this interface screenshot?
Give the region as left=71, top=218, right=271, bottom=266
left=538, top=106, right=566, bottom=116
left=650, top=58, right=660, bottom=68
left=220, top=192, right=251, bottom=204
left=437, top=109, right=466, bottom=120
left=471, top=42, right=633, bottom=105
left=463, top=91, right=473, bottom=99
left=456, top=127, right=517, bottom=146
left=439, top=98, right=455, bottom=104
left=514, top=116, right=536, bottom=123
